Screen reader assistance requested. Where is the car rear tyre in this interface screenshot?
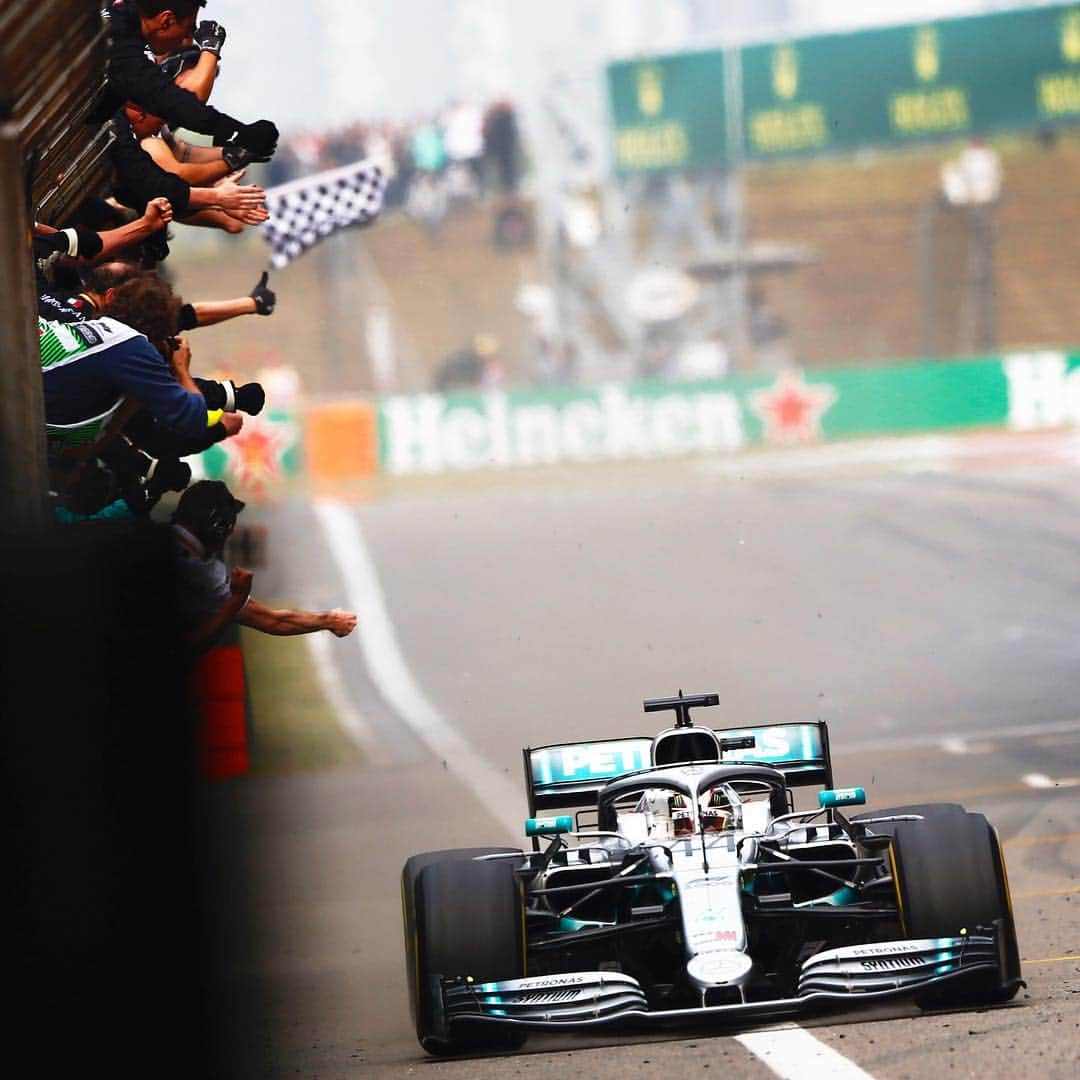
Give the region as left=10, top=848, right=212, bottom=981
left=408, top=855, right=526, bottom=1055
left=889, top=811, right=1022, bottom=1008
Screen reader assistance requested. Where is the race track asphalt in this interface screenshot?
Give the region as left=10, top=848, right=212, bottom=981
left=199, top=435, right=1080, bottom=1078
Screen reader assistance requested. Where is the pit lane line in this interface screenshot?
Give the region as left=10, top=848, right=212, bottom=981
left=312, top=497, right=876, bottom=1080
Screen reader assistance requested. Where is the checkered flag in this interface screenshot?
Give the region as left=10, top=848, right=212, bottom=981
left=260, top=159, right=386, bottom=269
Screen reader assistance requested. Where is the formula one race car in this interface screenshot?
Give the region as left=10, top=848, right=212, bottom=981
left=400, top=692, right=1023, bottom=1055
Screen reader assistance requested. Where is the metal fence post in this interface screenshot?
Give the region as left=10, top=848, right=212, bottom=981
left=0, top=125, right=49, bottom=532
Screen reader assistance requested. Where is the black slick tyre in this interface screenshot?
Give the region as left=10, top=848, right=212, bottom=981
left=852, top=803, right=966, bottom=837
left=401, top=848, right=520, bottom=1037
left=411, top=857, right=526, bottom=1055
left=889, top=810, right=1022, bottom=1008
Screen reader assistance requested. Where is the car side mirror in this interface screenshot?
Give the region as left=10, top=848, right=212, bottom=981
left=818, top=787, right=866, bottom=808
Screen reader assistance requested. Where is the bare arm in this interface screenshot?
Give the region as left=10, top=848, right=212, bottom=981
left=234, top=598, right=357, bottom=637
left=184, top=175, right=266, bottom=214
left=172, top=139, right=226, bottom=164
left=94, top=198, right=174, bottom=260
left=175, top=50, right=219, bottom=103
left=141, top=133, right=231, bottom=185
left=191, top=297, right=257, bottom=325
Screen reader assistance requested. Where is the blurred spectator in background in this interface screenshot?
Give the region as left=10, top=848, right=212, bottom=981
left=405, top=172, right=448, bottom=241
left=433, top=333, right=504, bottom=392
left=324, top=122, right=367, bottom=168
left=410, top=115, right=447, bottom=176
left=484, top=99, right=522, bottom=194
left=442, top=98, right=486, bottom=197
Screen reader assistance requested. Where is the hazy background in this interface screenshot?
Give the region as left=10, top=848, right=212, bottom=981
left=167, top=0, right=1080, bottom=405
left=206, top=1, right=1049, bottom=136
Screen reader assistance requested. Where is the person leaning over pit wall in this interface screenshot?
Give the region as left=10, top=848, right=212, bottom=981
left=35, top=262, right=269, bottom=512
left=33, top=196, right=174, bottom=274
left=39, top=273, right=210, bottom=483
left=102, top=1, right=271, bottom=239
left=116, top=50, right=272, bottom=236
left=108, top=107, right=269, bottom=239
left=99, top=0, right=278, bottom=163
left=170, top=481, right=357, bottom=657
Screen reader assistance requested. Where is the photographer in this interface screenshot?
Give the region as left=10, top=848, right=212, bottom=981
left=172, top=481, right=358, bottom=656
left=40, top=274, right=210, bottom=462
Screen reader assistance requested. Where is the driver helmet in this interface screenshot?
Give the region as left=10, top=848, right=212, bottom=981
left=669, top=794, right=695, bottom=837
left=701, top=789, right=731, bottom=832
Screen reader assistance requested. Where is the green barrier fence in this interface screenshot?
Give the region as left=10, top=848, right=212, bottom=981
left=376, top=350, right=1080, bottom=476
left=195, top=350, right=1080, bottom=482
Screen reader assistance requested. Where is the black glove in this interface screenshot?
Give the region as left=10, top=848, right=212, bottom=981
left=223, top=119, right=279, bottom=159
left=145, top=456, right=191, bottom=499
left=234, top=382, right=265, bottom=416
left=158, top=45, right=201, bottom=80
left=194, top=20, right=227, bottom=58
left=222, top=144, right=271, bottom=169
left=249, top=272, right=275, bottom=315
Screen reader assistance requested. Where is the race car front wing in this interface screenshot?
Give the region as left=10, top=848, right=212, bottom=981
left=437, top=932, right=1020, bottom=1033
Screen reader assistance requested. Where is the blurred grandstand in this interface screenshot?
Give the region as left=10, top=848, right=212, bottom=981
left=165, top=1, right=1080, bottom=402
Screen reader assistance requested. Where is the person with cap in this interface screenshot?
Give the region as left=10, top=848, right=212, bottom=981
left=172, top=480, right=357, bottom=655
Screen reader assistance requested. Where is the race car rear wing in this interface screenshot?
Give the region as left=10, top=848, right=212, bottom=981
left=524, top=720, right=834, bottom=814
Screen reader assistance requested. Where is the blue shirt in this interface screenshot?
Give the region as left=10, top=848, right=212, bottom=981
left=40, top=316, right=207, bottom=438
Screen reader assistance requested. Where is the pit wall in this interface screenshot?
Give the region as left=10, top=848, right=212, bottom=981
left=197, top=350, right=1080, bottom=486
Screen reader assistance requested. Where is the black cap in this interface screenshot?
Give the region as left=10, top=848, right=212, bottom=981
left=175, top=479, right=244, bottom=521
left=173, top=480, right=245, bottom=548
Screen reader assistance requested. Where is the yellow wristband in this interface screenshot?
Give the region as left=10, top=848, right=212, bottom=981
left=206, top=408, right=223, bottom=427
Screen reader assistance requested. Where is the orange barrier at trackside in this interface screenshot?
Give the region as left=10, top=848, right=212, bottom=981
left=193, top=642, right=249, bottom=780
left=305, top=400, right=380, bottom=481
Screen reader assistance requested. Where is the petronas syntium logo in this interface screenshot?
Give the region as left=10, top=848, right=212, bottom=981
left=637, top=64, right=663, bottom=117
left=1062, top=10, right=1080, bottom=63
left=914, top=26, right=940, bottom=83
left=772, top=44, right=798, bottom=100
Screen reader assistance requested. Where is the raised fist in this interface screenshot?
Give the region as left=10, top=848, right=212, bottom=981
left=233, top=119, right=279, bottom=160
left=249, top=272, right=275, bottom=316
left=194, top=20, right=227, bottom=57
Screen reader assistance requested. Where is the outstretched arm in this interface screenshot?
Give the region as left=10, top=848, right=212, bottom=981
left=234, top=599, right=357, bottom=637
left=181, top=274, right=276, bottom=327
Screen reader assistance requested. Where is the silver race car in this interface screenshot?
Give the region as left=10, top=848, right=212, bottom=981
left=401, top=691, right=1022, bottom=1055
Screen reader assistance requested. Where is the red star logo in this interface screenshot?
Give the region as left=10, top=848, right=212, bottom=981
left=218, top=414, right=297, bottom=498
left=749, top=368, right=837, bottom=444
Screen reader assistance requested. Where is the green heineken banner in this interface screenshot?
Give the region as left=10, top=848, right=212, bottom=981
left=607, top=2, right=1080, bottom=171
left=376, top=351, right=1080, bottom=476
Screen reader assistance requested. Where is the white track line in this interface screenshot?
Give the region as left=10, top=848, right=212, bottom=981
left=736, top=1026, right=874, bottom=1079
left=313, top=497, right=877, bottom=1079
left=312, top=499, right=525, bottom=827
left=1022, top=772, right=1080, bottom=789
